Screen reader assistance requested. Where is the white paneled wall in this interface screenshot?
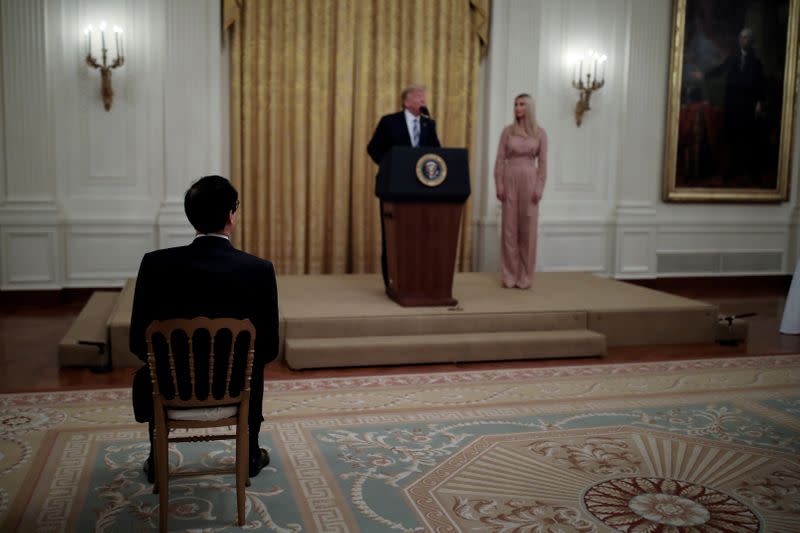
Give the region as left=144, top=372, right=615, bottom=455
left=0, top=0, right=224, bottom=289
left=1, top=228, right=59, bottom=287
left=613, top=0, right=667, bottom=278
left=65, top=223, right=155, bottom=286
left=0, top=0, right=62, bottom=290
left=1, top=0, right=798, bottom=289
left=473, top=0, right=800, bottom=278
left=160, top=0, right=227, bottom=244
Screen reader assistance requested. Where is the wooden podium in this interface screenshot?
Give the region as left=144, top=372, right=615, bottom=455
left=376, top=147, right=470, bottom=306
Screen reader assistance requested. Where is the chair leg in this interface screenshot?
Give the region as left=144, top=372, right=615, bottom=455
left=236, top=426, right=248, bottom=526
left=152, top=464, right=159, bottom=495
left=152, top=435, right=159, bottom=495
left=157, top=429, right=170, bottom=533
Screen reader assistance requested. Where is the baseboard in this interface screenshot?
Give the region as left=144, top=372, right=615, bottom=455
left=0, top=288, right=120, bottom=311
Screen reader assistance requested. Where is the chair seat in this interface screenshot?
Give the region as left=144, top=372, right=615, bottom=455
left=167, top=406, right=238, bottom=421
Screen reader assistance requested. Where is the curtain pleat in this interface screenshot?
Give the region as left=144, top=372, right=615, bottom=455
left=227, top=0, right=488, bottom=274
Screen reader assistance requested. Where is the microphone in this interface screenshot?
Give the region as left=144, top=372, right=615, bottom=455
left=420, top=106, right=434, bottom=122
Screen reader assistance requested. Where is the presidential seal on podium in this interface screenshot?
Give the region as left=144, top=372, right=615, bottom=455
left=415, top=153, right=447, bottom=187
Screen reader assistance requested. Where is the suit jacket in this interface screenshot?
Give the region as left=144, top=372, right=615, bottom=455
left=367, top=110, right=441, bottom=165
left=705, top=49, right=765, bottom=128
left=129, top=236, right=279, bottom=422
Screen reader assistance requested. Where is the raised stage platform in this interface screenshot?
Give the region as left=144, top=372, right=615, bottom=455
left=65, top=272, right=718, bottom=370
left=278, top=272, right=717, bottom=369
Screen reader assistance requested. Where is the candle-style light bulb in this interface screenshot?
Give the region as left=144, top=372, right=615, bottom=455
left=85, top=25, right=93, bottom=57
left=113, top=26, right=122, bottom=58
left=571, top=55, right=578, bottom=85
left=599, top=54, right=608, bottom=82
left=99, top=21, right=107, bottom=53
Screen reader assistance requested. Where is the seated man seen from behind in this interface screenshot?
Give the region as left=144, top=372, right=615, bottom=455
left=129, top=175, right=279, bottom=482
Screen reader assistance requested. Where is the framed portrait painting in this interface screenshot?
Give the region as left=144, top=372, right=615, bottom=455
left=663, top=0, right=799, bottom=202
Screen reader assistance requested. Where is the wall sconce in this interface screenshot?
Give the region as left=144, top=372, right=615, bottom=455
left=83, top=21, right=124, bottom=111
left=569, top=50, right=607, bottom=127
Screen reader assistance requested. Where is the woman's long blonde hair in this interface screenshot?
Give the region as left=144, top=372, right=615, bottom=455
left=513, top=93, right=540, bottom=138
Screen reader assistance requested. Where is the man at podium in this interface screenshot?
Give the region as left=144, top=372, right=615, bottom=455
left=367, top=84, right=441, bottom=289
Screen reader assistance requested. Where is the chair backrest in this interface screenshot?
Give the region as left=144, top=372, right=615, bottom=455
left=145, top=317, right=256, bottom=408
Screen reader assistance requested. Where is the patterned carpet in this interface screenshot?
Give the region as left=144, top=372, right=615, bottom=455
left=1, top=355, right=799, bottom=532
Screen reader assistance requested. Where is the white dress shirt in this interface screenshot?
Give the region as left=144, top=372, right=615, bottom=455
left=194, top=233, right=230, bottom=241
left=404, top=108, right=420, bottom=147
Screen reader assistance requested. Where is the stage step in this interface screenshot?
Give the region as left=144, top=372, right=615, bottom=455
left=58, top=291, right=118, bottom=367
left=284, top=311, right=588, bottom=338
left=284, top=329, right=606, bottom=369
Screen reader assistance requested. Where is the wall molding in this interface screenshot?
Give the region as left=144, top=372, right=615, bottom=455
left=0, top=226, right=61, bottom=290
left=64, top=224, right=155, bottom=287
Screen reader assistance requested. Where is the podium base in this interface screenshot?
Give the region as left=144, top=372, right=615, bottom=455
left=387, top=286, right=457, bottom=307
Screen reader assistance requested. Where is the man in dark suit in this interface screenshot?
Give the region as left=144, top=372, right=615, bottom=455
left=695, top=28, right=766, bottom=181
left=367, top=84, right=441, bottom=289
left=129, top=175, right=279, bottom=482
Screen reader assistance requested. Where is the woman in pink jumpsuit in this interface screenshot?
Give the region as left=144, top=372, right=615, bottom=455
left=493, top=94, right=547, bottom=289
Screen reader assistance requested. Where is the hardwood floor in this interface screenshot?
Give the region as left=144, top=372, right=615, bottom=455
left=1, top=278, right=798, bottom=393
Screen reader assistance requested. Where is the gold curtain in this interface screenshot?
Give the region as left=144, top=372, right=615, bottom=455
left=225, top=0, right=488, bottom=275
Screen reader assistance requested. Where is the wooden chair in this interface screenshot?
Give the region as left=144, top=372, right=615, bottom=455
left=146, top=317, right=256, bottom=532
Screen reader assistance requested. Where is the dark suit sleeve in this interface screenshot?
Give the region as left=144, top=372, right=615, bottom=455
left=253, top=261, right=280, bottom=366
left=705, top=54, right=735, bottom=79
left=754, top=58, right=766, bottom=102
left=367, top=116, right=389, bottom=165
left=129, top=253, right=153, bottom=363
left=427, top=118, right=441, bottom=148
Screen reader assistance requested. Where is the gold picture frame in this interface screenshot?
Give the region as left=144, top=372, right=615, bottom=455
left=663, top=0, right=799, bottom=202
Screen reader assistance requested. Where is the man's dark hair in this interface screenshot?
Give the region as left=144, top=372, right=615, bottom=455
left=184, top=175, right=239, bottom=234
